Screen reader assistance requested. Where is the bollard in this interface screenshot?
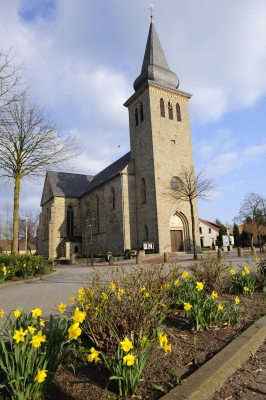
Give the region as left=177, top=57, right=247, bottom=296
left=262, top=245, right=266, bottom=254
left=70, top=253, right=76, bottom=265
left=109, top=256, right=114, bottom=265
left=251, top=246, right=256, bottom=255
left=164, top=252, right=169, bottom=262
left=136, top=250, right=145, bottom=265
left=217, top=248, right=222, bottom=259
left=237, top=247, right=243, bottom=257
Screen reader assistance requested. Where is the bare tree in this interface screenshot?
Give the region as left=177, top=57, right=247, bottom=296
left=0, top=91, right=81, bottom=253
left=0, top=47, right=25, bottom=110
left=19, top=209, right=39, bottom=242
left=166, top=166, right=216, bottom=259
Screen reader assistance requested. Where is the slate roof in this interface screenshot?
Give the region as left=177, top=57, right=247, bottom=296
left=134, top=22, right=179, bottom=92
left=199, top=219, right=221, bottom=232
left=47, top=171, right=94, bottom=197
left=81, top=152, right=132, bottom=195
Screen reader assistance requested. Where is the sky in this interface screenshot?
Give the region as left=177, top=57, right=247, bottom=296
left=0, top=0, right=266, bottom=226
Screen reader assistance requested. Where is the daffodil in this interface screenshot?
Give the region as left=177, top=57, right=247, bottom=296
left=217, top=304, right=224, bottom=311
left=87, top=347, right=100, bottom=362
left=70, top=296, right=75, bottom=304
left=243, top=266, right=250, bottom=274
left=229, top=269, right=235, bottom=275
left=184, top=302, right=192, bottom=312
left=182, top=271, right=190, bottom=279
left=163, top=343, right=172, bottom=353
left=123, top=353, right=135, bottom=366
left=77, top=287, right=86, bottom=303
left=196, top=281, right=204, bottom=291
left=255, top=257, right=259, bottom=262
left=141, top=337, right=148, bottom=348
left=2, top=266, right=7, bottom=276
left=13, top=328, right=28, bottom=343
left=57, top=303, right=67, bottom=313
left=235, top=296, right=240, bottom=304
left=144, top=292, right=150, bottom=298
left=120, top=337, right=133, bottom=352
left=118, top=288, right=124, bottom=295
left=211, top=291, right=218, bottom=299
left=13, top=309, right=21, bottom=318
left=243, top=286, right=249, bottom=293
left=110, top=282, right=116, bottom=291
left=140, top=286, right=146, bottom=292
left=28, top=326, right=36, bottom=334
left=30, top=330, right=46, bottom=348
left=102, top=292, right=108, bottom=300
left=35, top=369, right=48, bottom=383
left=32, top=307, right=42, bottom=318
left=158, top=332, right=168, bottom=348
left=174, top=279, right=179, bottom=286
left=0, top=309, right=4, bottom=318
left=68, top=323, right=81, bottom=340
left=241, top=270, right=246, bottom=276
left=73, top=307, right=86, bottom=324
left=39, top=318, right=45, bottom=327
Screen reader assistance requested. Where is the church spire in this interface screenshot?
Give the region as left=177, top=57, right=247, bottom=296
left=133, top=22, right=179, bottom=92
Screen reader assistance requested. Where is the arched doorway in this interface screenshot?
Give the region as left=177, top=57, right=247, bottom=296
left=169, top=212, right=190, bottom=252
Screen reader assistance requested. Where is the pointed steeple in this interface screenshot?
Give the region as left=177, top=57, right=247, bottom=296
left=134, top=22, right=179, bottom=92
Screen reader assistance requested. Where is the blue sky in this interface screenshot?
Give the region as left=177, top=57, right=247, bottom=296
left=0, top=0, right=266, bottom=226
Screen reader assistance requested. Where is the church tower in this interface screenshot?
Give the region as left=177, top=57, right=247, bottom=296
left=124, top=21, right=200, bottom=253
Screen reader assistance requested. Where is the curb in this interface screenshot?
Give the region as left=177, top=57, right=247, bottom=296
left=0, top=270, right=61, bottom=289
left=160, top=315, right=266, bottom=400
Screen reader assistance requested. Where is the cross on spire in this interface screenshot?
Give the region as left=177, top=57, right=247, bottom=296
left=149, top=4, right=154, bottom=21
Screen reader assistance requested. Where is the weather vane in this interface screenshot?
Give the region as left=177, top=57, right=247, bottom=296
left=149, top=4, right=154, bottom=20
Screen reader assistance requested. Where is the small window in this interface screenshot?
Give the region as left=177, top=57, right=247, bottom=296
left=135, top=108, right=139, bottom=126
left=209, top=228, right=211, bottom=233
left=160, top=98, right=165, bottom=117
left=171, top=139, right=175, bottom=144
left=141, top=178, right=146, bottom=204
left=74, top=245, right=78, bottom=253
left=111, top=187, right=115, bottom=209
left=199, top=227, right=202, bottom=234
left=168, top=101, right=173, bottom=120
left=143, top=225, right=148, bottom=241
left=67, top=205, right=74, bottom=236
left=140, top=102, right=144, bottom=122
left=176, top=102, right=181, bottom=121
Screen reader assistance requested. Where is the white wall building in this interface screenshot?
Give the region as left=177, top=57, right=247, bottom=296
left=199, top=219, right=234, bottom=248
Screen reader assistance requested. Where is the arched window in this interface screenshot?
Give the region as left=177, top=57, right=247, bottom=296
left=67, top=205, right=74, bottom=236
left=135, top=108, right=139, bottom=126
left=143, top=225, right=148, bottom=241
left=176, top=102, right=181, bottom=121
left=160, top=98, right=165, bottom=117
left=74, top=245, right=79, bottom=253
left=168, top=101, right=173, bottom=120
left=140, top=102, right=144, bottom=122
left=111, top=187, right=115, bottom=209
left=141, top=178, right=146, bottom=204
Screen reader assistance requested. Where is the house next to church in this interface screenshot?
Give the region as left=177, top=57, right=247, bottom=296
left=37, top=20, right=200, bottom=260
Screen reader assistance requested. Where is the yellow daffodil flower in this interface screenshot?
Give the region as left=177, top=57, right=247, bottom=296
left=144, top=292, right=150, bottom=298
left=174, top=279, right=179, bottom=286
left=73, top=307, right=86, bottom=324
left=102, top=292, right=108, bottom=300
left=158, top=332, right=168, bottom=347
left=243, top=287, right=249, bottom=293
left=196, top=281, right=204, bottom=291
left=120, top=337, right=134, bottom=352
left=110, top=282, right=116, bottom=291
left=31, top=307, right=42, bottom=318
left=123, top=353, right=135, bottom=366
left=229, top=269, right=235, bottom=275
left=13, top=309, right=21, bottom=318
left=39, top=318, right=45, bottom=327
left=140, top=286, right=146, bottom=292
left=77, top=287, right=86, bottom=303
left=28, top=326, right=36, bottom=334
left=182, top=271, right=190, bottom=279
left=70, top=296, right=75, bottom=304
left=87, top=347, right=100, bottom=362
left=0, top=309, right=4, bottom=318
left=30, top=330, right=46, bottom=348
left=217, top=304, right=224, bottom=311
left=141, top=337, right=148, bottom=348
left=241, top=271, right=246, bottom=276
left=255, top=257, right=259, bottom=262
left=163, top=343, right=172, bottom=353
left=68, top=323, right=81, bottom=340
left=118, top=288, right=125, bottom=295
left=2, top=266, right=7, bottom=276
left=211, top=291, right=218, bottom=299
left=35, top=369, right=48, bottom=383
left=243, top=266, right=250, bottom=274
left=184, top=302, right=192, bottom=312
left=235, top=296, right=240, bottom=304
left=57, top=303, right=67, bottom=313
left=13, top=328, right=28, bottom=343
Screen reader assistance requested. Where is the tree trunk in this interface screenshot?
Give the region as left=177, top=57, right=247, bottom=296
left=189, top=199, right=197, bottom=259
left=12, top=175, right=21, bottom=254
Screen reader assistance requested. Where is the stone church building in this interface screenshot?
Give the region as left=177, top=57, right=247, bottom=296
left=37, top=21, right=200, bottom=260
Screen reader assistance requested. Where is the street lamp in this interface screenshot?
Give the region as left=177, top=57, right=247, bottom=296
left=21, top=216, right=28, bottom=254
left=85, top=212, right=97, bottom=266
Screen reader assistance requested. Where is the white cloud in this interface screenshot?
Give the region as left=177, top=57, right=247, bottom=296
left=243, top=143, right=266, bottom=157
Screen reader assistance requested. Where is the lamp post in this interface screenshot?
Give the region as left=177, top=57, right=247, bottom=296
left=21, top=216, right=28, bottom=254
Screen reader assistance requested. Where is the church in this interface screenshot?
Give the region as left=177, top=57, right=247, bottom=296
left=36, top=20, right=200, bottom=260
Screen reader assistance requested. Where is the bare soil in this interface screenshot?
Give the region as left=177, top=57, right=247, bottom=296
left=42, top=292, right=266, bottom=400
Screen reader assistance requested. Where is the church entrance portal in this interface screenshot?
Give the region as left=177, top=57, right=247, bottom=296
left=170, top=230, right=183, bottom=252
